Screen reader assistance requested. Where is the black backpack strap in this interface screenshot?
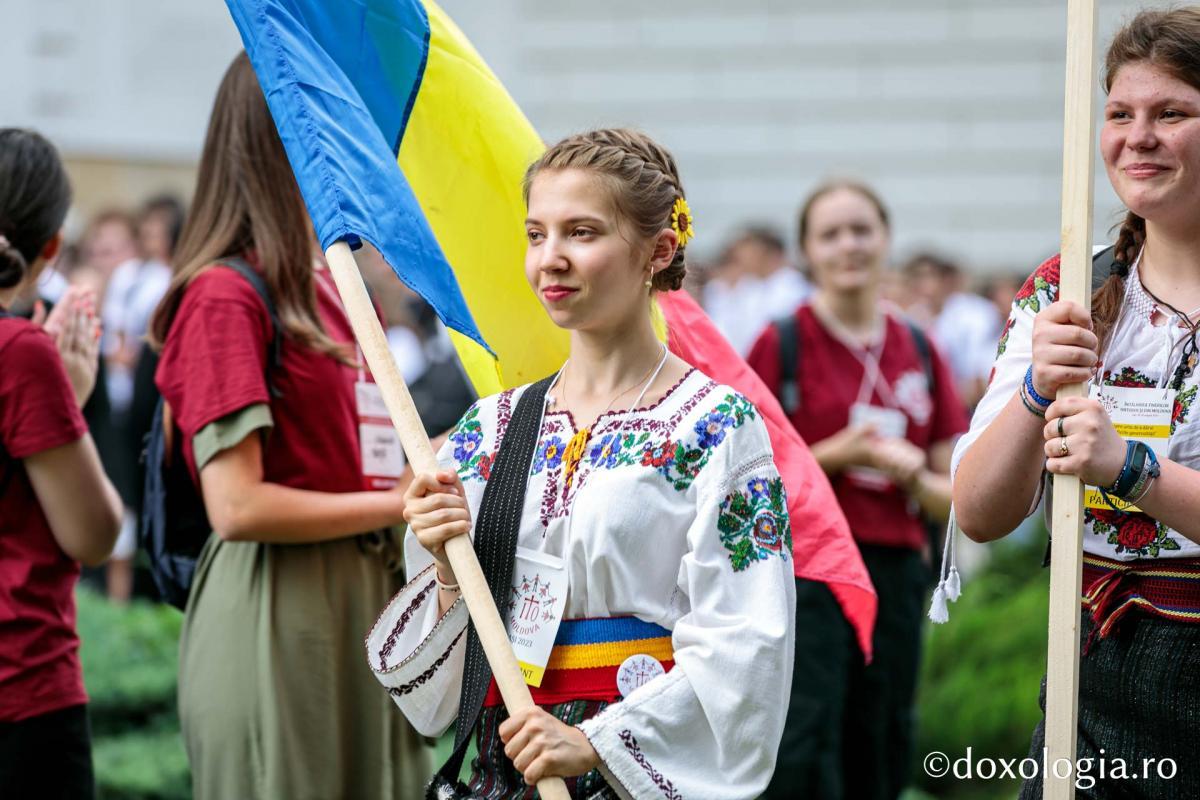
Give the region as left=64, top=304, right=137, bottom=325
left=432, top=376, right=554, bottom=795
left=217, top=258, right=284, bottom=385
left=904, top=321, right=936, bottom=394
left=1091, top=245, right=1117, bottom=294
left=773, top=313, right=801, bottom=415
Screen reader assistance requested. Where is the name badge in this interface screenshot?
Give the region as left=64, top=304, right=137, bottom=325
left=356, top=381, right=405, bottom=489
left=506, top=547, right=569, bottom=687
left=1084, top=385, right=1172, bottom=512
left=617, top=654, right=665, bottom=698
left=845, top=403, right=908, bottom=490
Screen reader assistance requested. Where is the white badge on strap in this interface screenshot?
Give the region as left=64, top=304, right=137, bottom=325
left=506, top=547, right=569, bottom=687
left=356, top=381, right=405, bottom=489
left=844, top=402, right=909, bottom=490
left=1083, top=384, right=1172, bottom=512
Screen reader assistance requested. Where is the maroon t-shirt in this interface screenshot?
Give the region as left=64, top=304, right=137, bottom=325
left=746, top=305, right=968, bottom=551
left=155, top=264, right=369, bottom=493
left=0, top=317, right=89, bottom=722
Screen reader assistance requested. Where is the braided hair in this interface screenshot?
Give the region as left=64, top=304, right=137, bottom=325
left=522, top=128, right=688, bottom=292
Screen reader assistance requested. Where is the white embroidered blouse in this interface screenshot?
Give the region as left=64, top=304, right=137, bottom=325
left=953, top=254, right=1200, bottom=561
left=366, top=368, right=796, bottom=799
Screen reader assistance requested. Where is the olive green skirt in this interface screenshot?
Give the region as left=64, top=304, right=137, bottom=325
left=178, top=533, right=429, bottom=800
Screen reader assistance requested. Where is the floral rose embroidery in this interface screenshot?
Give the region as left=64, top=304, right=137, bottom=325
left=1014, top=256, right=1060, bottom=314
left=642, top=439, right=675, bottom=468
left=1115, top=516, right=1158, bottom=552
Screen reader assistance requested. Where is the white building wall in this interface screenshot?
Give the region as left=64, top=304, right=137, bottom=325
left=0, top=0, right=1148, bottom=272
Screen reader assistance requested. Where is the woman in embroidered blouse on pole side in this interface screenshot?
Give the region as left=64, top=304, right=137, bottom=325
left=370, top=129, right=795, bottom=799
left=953, top=9, right=1200, bottom=798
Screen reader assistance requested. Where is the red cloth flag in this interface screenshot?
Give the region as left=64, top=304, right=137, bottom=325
left=659, top=291, right=877, bottom=660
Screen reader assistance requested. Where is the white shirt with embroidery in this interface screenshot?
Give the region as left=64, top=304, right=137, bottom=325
left=952, top=254, right=1200, bottom=561
left=367, top=369, right=796, bottom=799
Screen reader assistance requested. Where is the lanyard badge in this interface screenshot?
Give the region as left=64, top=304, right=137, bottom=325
left=506, top=547, right=569, bottom=687
left=357, top=378, right=405, bottom=489
left=1084, top=384, right=1172, bottom=512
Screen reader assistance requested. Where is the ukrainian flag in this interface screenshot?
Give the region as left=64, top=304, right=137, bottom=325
left=226, top=0, right=877, bottom=656
left=225, top=0, right=566, bottom=395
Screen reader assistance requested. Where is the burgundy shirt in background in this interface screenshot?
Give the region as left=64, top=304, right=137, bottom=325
left=154, top=264, right=369, bottom=494
left=0, top=318, right=89, bottom=722
left=747, top=304, right=969, bottom=551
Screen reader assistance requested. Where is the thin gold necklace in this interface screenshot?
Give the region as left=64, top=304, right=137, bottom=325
left=560, top=346, right=668, bottom=488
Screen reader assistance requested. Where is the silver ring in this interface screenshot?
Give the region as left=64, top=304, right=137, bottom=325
left=1057, top=417, right=1065, bottom=439
left=1059, top=436, right=1069, bottom=457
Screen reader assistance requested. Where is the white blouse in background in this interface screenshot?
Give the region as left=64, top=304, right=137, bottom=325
left=367, top=369, right=797, bottom=800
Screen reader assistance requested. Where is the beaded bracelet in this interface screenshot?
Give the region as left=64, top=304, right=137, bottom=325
left=435, top=570, right=461, bottom=593
left=1023, top=366, right=1053, bottom=409
left=1108, top=441, right=1140, bottom=497
left=1018, top=383, right=1047, bottom=418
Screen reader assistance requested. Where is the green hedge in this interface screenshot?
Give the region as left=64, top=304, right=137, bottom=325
left=76, top=588, right=191, bottom=800
left=913, top=534, right=1050, bottom=799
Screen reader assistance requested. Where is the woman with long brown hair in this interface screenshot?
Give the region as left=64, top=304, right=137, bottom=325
left=954, top=9, right=1200, bottom=797
left=150, top=53, right=426, bottom=799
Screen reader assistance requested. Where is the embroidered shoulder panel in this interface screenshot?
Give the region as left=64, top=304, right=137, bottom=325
left=451, top=380, right=766, bottom=530
left=717, top=476, right=792, bottom=571
left=1014, top=256, right=1059, bottom=315
left=448, top=390, right=515, bottom=482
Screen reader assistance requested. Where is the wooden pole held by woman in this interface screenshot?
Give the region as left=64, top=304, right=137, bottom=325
left=1045, top=0, right=1098, bottom=797
left=324, top=240, right=570, bottom=800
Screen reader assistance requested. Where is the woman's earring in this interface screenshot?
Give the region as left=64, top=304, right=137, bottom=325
left=645, top=269, right=654, bottom=288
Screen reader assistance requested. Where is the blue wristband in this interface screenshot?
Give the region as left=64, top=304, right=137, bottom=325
left=1024, top=366, right=1052, bottom=408
left=1106, top=440, right=1139, bottom=497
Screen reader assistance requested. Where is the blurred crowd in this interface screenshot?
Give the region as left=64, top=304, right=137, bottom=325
left=689, top=225, right=1026, bottom=415
left=8, top=194, right=1023, bottom=606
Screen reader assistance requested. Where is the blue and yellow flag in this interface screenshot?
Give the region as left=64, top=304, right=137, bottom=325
left=225, top=0, right=567, bottom=394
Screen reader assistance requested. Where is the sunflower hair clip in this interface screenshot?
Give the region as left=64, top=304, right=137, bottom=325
left=671, top=197, right=695, bottom=247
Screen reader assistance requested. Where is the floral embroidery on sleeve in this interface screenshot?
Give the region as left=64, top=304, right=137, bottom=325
left=448, top=404, right=490, bottom=481
left=1014, top=256, right=1060, bottom=315
left=447, top=391, right=515, bottom=482
left=994, top=315, right=1015, bottom=361
left=717, top=476, right=792, bottom=571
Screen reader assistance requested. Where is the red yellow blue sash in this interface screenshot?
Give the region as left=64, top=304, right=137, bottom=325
left=484, top=617, right=674, bottom=707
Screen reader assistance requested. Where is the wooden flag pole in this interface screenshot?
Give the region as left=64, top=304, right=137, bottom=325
left=324, top=241, right=571, bottom=800
left=1045, top=0, right=1098, bottom=797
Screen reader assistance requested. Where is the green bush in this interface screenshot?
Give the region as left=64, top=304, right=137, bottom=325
left=76, top=588, right=191, bottom=799
left=90, top=719, right=191, bottom=800
left=914, top=534, right=1050, bottom=798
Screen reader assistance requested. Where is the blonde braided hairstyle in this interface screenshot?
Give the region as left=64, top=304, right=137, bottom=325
left=522, top=128, right=689, bottom=292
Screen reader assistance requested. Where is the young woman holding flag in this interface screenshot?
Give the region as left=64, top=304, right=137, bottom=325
left=954, top=9, right=1200, bottom=798
left=0, top=128, right=123, bottom=799
left=149, top=53, right=427, bottom=800
left=368, top=128, right=796, bottom=799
